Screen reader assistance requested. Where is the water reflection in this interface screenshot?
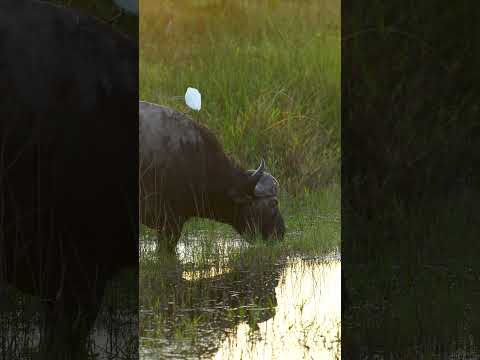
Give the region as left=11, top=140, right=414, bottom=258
left=140, top=243, right=282, bottom=359
left=214, top=259, right=341, bottom=360
left=0, top=272, right=137, bottom=359
left=140, top=230, right=247, bottom=264
left=140, top=235, right=341, bottom=359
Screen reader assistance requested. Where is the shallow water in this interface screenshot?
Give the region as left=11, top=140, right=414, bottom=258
left=213, top=259, right=341, bottom=360
left=140, top=235, right=341, bottom=359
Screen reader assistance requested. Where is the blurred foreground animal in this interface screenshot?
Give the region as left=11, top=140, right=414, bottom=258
left=0, top=1, right=137, bottom=358
left=139, top=101, right=285, bottom=252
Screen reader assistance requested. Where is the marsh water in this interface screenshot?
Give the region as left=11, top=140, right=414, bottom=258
left=139, top=232, right=341, bottom=359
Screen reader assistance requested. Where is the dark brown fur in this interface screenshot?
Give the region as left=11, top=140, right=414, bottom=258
left=0, top=1, right=138, bottom=358
left=139, top=102, right=285, bottom=251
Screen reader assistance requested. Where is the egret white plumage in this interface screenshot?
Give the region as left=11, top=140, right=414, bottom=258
left=185, top=87, right=201, bottom=111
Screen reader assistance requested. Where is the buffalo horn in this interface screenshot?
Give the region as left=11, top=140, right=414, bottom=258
left=246, top=159, right=265, bottom=193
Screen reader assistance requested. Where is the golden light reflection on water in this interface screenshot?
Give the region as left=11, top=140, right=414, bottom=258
left=182, top=266, right=229, bottom=280
left=213, top=259, right=341, bottom=360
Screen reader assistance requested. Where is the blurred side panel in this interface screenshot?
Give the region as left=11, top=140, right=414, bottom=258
left=342, top=1, right=480, bottom=358
left=0, top=1, right=138, bottom=359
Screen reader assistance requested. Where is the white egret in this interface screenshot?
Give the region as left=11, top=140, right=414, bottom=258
left=185, top=87, right=201, bottom=111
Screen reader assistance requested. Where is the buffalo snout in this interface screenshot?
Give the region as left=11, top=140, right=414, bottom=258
left=244, top=196, right=285, bottom=241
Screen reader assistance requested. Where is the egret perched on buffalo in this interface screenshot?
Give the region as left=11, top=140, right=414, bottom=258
left=185, top=86, right=202, bottom=111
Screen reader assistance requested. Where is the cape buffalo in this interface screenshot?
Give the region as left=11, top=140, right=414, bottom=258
left=139, top=101, right=285, bottom=251
left=0, top=1, right=137, bottom=358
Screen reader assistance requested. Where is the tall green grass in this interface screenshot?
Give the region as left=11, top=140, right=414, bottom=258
left=342, top=1, right=479, bottom=356
left=343, top=187, right=480, bottom=357
left=140, top=0, right=340, bottom=194
left=176, top=183, right=341, bottom=259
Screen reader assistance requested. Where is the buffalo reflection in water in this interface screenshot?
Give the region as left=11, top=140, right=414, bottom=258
left=140, top=245, right=285, bottom=358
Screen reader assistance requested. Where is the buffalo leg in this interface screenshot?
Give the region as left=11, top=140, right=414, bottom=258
left=157, top=219, right=184, bottom=253
left=39, top=277, right=108, bottom=359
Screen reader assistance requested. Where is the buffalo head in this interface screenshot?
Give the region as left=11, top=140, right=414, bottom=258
left=228, top=160, right=285, bottom=241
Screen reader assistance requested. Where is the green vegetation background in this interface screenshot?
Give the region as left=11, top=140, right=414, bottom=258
left=342, top=1, right=480, bottom=357
left=140, top=0, right=340, bottom=196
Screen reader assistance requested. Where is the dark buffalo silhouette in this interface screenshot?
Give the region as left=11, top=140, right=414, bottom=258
left=139, top=101, right=285, bottom=251
left=0, top=1, right=137, bottom=358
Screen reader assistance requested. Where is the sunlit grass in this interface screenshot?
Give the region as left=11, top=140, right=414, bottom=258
left=140, top=0, right=340, bottom=194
